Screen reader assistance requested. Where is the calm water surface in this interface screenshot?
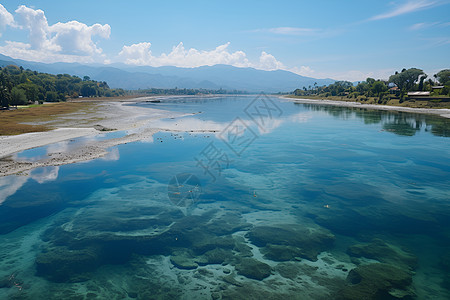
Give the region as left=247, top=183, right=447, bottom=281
left=0, top=96, right=449, bottom=299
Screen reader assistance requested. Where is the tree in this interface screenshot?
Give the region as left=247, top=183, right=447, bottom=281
left=0, top=73, right=12, bottom=108
left=17, top=83, right=40, bottom=102
left=436, top=69, right=450, bottom=86
left=371, top=81, right=387, bottom=101
left=418, top=74, right=427, bottom=91
left=1, top=65, right=120, bottom=104
left=10, top=87, right=28, bottom=106
left=366, top=78, right=376, bottom=86
left=46, top=91, right=59, bottom=102
left=80, top=82, right=97, bottom=97
left=325, top=81, right=353, bottom=96
left=356, top=81, right=369, bottom=95
left=389, top=68, right=424, bottom=100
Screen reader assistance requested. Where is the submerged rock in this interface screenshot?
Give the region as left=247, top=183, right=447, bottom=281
left=248, top=224, right=335, bottom=261
left=192, top=235, right=236, bottom=255
left=195, top=247, right=234, bottom=265
left=170, top=251, right=198, bottom=270
left=35, top=246, right=101, bottom=282
left=170, top=256, right=198, bottom=270
left=233, top=235, right=253, bottom=257
left=36, top=208, right=249, bottom=282
left=347, top=238, right=417, bottom=270
left=337, top=263, right=415, bottom=299
left=222, top=274, right=243, bottom=287
left=262, top=244, right=305, bottom=261
left=235, top=258, right=272, bottom=280
left=204, top=211, right=252, bottom=235
left=274, top=262, right=301, bottom=280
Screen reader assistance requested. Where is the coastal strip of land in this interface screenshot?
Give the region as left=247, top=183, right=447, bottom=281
left=282, top=96, right=450, bottom=119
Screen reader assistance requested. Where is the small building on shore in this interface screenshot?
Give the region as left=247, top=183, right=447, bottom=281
left=389, top=86, right=399, bottom=93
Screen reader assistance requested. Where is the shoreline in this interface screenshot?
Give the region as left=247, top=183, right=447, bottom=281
left=0, top=97, right=199, bottom=177
left=281, top=96, right=450, bottom=119
left=278, top=96, right=450, bottom=118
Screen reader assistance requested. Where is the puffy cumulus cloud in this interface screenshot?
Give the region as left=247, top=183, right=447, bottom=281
left=119, top=42, right=250, bottom=68
left=257, top=51, right=285, bottom=71
left=118, top=41, right=315, bottom=76
left=255, top=52, right=315, bottom=77
left=0, top=4, right=14, bottom=35
left=50, top=21, right=111, bottom=55
left=159, top=42, right=249, bottom=68
left=0, top=41, right=101, bottom=64
left=119, top=42, right=153, bottom=65
left=0, top=5, right=110, bottom=62
left=14, top=5, right=56, bottom=51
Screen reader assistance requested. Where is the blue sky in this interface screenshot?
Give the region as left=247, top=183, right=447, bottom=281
left=0, top=0, right=449, bottom=81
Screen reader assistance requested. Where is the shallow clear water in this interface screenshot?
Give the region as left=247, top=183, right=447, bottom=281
left=0, top=96, right=449, bottom=299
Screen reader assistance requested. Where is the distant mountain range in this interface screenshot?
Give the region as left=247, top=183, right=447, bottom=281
left=0, top=54, right=335, bottom=93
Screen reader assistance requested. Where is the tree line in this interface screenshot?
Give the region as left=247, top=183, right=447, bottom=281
left=0, top=65, right=125, bottom=108
left=294, top=68, right=450, bottom=103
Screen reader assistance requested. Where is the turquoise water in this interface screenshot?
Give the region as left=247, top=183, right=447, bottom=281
left=0, top=96, right=449, bottom=299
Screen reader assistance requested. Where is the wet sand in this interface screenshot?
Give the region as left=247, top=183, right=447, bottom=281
left=0, top=98, right=190, bottom=176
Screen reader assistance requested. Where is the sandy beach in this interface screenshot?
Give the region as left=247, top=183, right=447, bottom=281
left=1, top=96, right=449, bottom=177
left=282, top=96, right=450, bottom=119
left=0, top=97, right=193, bottom=176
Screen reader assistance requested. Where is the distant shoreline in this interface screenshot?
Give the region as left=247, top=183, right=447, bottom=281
left=281, top=96, right=450, bottom=119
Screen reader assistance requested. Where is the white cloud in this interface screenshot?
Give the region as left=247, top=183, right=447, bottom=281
left=255, top=27, right=319, bottom=36
left=118, top=42, right=153, bottom=65
left=0, top=4, right=14, bottom=35
left=0, top=41, right=100, bottom=63
left=409, top=22, right=429, bottom=30
left=258, top=51, right=285, bottom=70
left=268, top=27, right=318, bottom=35
left=289, top=66, right=316, bottom=77
left=409, top=21, right=449, bottom=30
left=118, top=41, right=314, bottom=76
left=119, top=42, right=250, bottom=68
left=370, top=0, right=438, bottom=21
left=0, top=5, right=110, bottom=62
left=15, top=5, right=56, bottom=51
left=50, top=21, right=111, bottom=55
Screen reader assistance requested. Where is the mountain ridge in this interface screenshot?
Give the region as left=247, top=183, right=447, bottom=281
left=0, top=54, right=335, bottom=93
